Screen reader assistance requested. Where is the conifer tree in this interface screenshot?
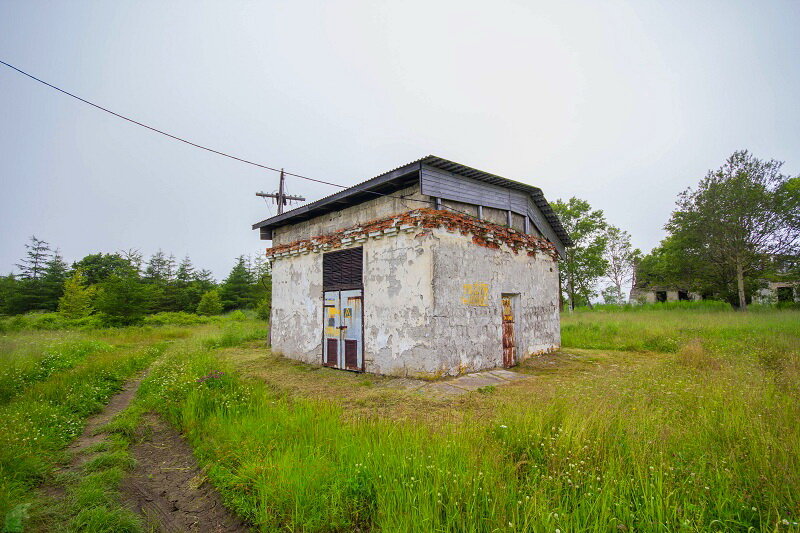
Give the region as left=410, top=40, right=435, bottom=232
left=144, top=250, right=170, bottom=283
left=0, top=274, right=17, bottom=315
left=95, top=273, right=149, bottom=326
left=220, top=256, right=255, bottom=310
left=58, top=270, right=95, bottom=319
left=40, top=251, right=70, bottom=311
left=15, top=236, right=51, bottom=280
left=176, top=256, right=195, bottom=283
left=13, top=236, right=55, bottom=312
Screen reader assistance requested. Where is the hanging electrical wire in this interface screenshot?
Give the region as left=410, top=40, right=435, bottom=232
left=0, top=59, right=474, bottom=217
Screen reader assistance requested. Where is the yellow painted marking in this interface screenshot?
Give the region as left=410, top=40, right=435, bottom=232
left=462, top=283, right=489, bottom=306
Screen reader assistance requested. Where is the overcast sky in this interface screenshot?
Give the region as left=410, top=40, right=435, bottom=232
left=1, top=1, right=798, bottom=280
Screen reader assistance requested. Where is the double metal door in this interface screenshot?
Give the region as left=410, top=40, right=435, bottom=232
left=323, top=289, right=363, bottom=371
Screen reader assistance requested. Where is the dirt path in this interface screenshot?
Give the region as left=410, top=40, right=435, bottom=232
left=69, top=373, right=146, bottom=457
left=121, top=413, right=248, bottom=532
left=40, top=373, right=148, bottom=503
left=43, top=371, right=248, bottom=532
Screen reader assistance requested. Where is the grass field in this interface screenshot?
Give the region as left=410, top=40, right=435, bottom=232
left=1, top=308, right=798, bottom=531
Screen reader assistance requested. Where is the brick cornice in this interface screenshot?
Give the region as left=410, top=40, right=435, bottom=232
left=265, top=208, right=559, bottom=261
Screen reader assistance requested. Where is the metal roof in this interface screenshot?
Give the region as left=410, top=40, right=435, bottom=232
left=252, top=155, right=573, bottom=247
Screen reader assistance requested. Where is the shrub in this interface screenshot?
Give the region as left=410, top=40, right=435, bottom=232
left=196, top=290, right=223, bottom=316
left=58, top=270, right=95, bottom=319
left=226, top=310, right=247, bottom=322
left=0, top=312, right=107, bottom=333
left=94, top=275, right=149, bottom=326
left=143, top=312, right=211, bottom=326
left=255, top=297, right=271, bottom=321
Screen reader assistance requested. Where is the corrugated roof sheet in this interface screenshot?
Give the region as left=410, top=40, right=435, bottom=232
left=252, top=155, right=573, bottom=247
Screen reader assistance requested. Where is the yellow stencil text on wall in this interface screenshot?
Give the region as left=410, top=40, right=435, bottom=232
left=462, top=283, right=489, bottom=306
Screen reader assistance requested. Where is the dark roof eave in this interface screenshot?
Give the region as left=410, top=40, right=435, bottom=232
left=252, top=155, right=573, bottom=248
left=251, top=160, right=423, bottom=230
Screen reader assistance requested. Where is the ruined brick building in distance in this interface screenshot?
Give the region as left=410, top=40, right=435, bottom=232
left=252, top=156, right=573, bottom=377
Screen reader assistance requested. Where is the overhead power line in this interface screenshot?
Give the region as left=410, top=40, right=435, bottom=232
left=0, top=59, right=469, bottom=216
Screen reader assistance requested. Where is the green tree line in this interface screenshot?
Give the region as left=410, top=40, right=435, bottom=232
left=552, top=150, right=799, bottom=309
left=0, top=241, right=272, bottom=325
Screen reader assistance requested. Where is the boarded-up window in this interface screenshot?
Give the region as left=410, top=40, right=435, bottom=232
left=323, top=247, right=363, bottom=290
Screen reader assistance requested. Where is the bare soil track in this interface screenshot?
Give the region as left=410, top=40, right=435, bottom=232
left=41, top=374, right=147, bottom=502
left=122, top=413, right=248, bottom=532
left=42, top=372, right=247, bottom=532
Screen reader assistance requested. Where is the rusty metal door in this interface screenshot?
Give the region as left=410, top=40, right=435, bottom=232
left=322, top=289, right=363, bottom=371
left=501, top=294, right=517, bottom=368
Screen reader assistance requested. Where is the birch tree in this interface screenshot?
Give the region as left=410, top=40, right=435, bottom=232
left=603, top=226, right=640, bottom=303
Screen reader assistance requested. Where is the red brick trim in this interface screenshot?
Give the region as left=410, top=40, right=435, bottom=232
left=265, top=208, right=558, bottom=260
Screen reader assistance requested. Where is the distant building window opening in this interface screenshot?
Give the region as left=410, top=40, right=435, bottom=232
left=678, top=290, right=690, bottom=301
left=655, top=291, right=667, bottom=303
left=777, top=286, right=794, bottom=303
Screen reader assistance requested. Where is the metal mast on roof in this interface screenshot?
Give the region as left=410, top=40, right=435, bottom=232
left=256, top=169, right=306, bottom=215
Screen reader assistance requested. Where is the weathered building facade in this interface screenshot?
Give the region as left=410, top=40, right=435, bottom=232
left=253, top=156, right=572, bottom=377
left=629, top=285, right=701, bottom=304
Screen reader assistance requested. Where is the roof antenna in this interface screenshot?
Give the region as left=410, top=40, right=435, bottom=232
left=256, top=169, right=306, bottom=215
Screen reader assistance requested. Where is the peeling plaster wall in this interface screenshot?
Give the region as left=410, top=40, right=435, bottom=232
left=428, top=230, right=560, bottom=375
left=362, top=232, right=435, bottom=375
left=269, top=250, right=323, bottom=363
left=273, top=185, right=427, bottom=245
left=269, top=221, right=561, bottom=377
left=269, top=230, right=436, bottom=373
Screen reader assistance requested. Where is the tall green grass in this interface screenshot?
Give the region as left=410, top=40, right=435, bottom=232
left=574, top=300, right=733, bottom=313
left=0, top=340, right=113, bottom=403
left=135, top=311, right=800, bottom=531
left=561, top=308, right=800, bottom=356
left=0, top=342, right=167, bottom=525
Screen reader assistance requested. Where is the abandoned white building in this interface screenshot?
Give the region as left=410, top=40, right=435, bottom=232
left=630, top=254, right=800, bottom=306
left=252, top=156, right=572, bottom=377
left=753, top=255, right=800, bottom=304
left=629, top=285, right=702, bottom=304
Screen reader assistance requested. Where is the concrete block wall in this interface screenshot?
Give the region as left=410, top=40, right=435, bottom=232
left=427, top=230, right=560, bottom=376
left=269, top=225, right=560, bottom=377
